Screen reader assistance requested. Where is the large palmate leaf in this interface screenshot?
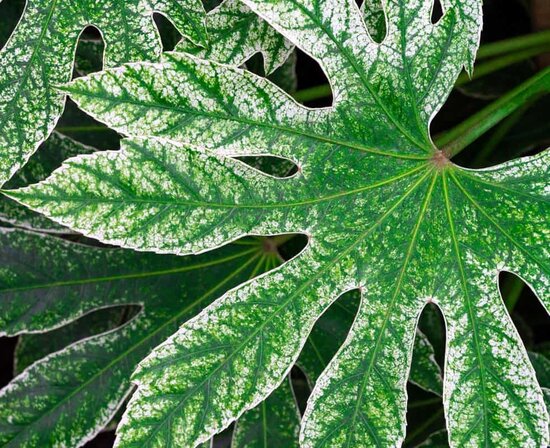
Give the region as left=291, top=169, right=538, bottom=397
left=0, top=0, right=206, bottom=186
left=0, top=228, right=270, bottom=446
left=6, top=1, right=550, bottom=447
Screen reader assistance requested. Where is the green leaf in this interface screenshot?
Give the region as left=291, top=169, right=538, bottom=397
left=0, top=0, right=207, bottom=186
left=544, top=389, right=550, bottom=432
left=7, top=1, right=549, bottom=447
left=175, top=0, right=293, bottom=74
left=14, top=306, right=128, bottom=374
left=409, top=329, right=443, bottom=396
left=231, top=376, right=301, bottom=448
left=360, top=0, right=387, bottom=43
left=74, top=39, right=105, bottom=78
left=0, top=132, right=95, bottom=232
left=0, top=228, right=266, bottom=447
left=298, top=291, right=442, bottom=396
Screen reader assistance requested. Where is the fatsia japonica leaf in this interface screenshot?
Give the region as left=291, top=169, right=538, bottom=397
left=231, top=375, right=301, bottom=447
left=13, top=305, right=129, bottom=374
left=0, top=131, right=94, bottom=232
left=176, top=0, right=294, bottom=74
left=0, top=228, right=270, bottom=447
left=297, top=290, right=442, bottom=396
left=0, top=228, right=305, bottom=447
left=0, top=0, right=207, bottom=187
left=6, top=0, right=550, bottom=447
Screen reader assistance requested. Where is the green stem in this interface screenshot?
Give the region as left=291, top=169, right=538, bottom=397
left=476, top=30, right=550, bottom=60
left=292, top=84, right=332, bottom=103
left=438, top=67, right=550, bottom=158
left=291, top=33, right=550, bottom=103
left=455, top=44, right=550, bottom=87
left=471, top=101, right=532, bottom=166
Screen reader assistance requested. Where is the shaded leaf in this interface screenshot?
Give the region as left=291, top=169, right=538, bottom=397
left=231, top=376, right=300, bottom=448
left=416, top=429, right=449, bottom=447
left=0, top=228, right=266, bottom=447
left=14, top=306, right=128, bottom=374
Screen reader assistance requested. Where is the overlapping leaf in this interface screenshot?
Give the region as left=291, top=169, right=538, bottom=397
left=6, top=0, right=550, bottom=447
left=13, top=305, right=129, bottom=374
left=0, top=228, right=271, bottom=447
left=0, top=227, right=443, bottom=447
left=231, top=376, right=301, bottom=447
left=0, top=132, right=94, bottom=232
left=0, top=0, right=293, bottom=187
left=0, top=0, right=207, bottom=186
left=176, top=0, right=293, bottom=74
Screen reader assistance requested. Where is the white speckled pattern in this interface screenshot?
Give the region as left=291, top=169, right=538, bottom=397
left=5, top=1, right=549, bottom=447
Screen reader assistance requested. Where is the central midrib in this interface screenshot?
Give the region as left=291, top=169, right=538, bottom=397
left=61, top=83, right=430, bottom=162
left=12, top=163, right=428, bottom=209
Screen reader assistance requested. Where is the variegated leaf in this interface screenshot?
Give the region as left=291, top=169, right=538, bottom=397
left=0, top=228, right=269, bottom=447
left=0, top=132, right=94, bottom=232
left=6, top=1, right=549, bottom=447
left=176, top=0, right=293, bottom=74
left=0, top=0, right=207, bottom=186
